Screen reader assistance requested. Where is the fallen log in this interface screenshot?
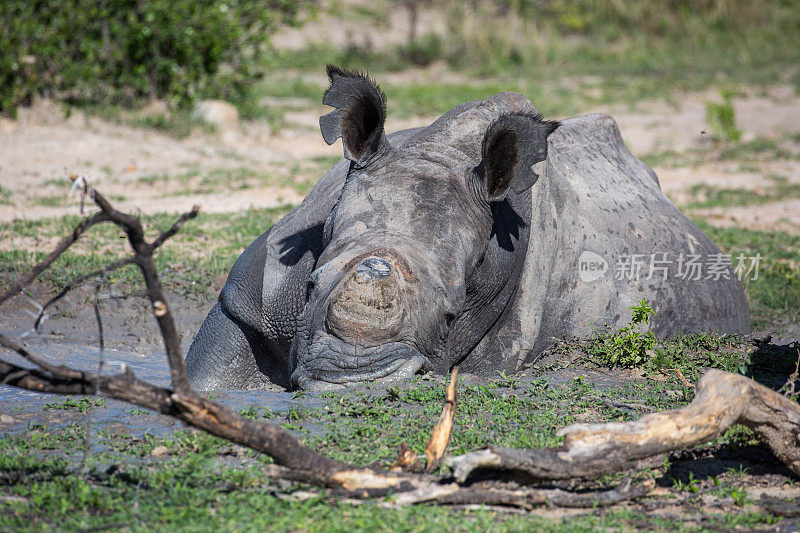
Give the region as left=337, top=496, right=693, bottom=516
left=447, top=369, right=800, bottom=482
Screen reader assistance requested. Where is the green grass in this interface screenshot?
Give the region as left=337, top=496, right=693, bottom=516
left=137, top=167, right=262, bottom=196
left=42, top=398, right=105, bottom=413
left=254, top=69, right=699, bottom=122
left=697, top=220, right=800, bottom=327
left=31, top=195, right=64, bottom=208
left=0, top=185, right=13, bottom=205
left=255, top=0, right=800, bottom=123
left=0, top=450, right=711, bottom=533
left=61, top=102, right=218, bottom=139
left=642, top=133, right=800, bottom=170
left=681, top=175, right=800, bottom=210
left=248, top=0, right=800, bottom=127
left=0, top=206, right=292, bottom=298
left=39, top=0, right=799, bottom=146
left=705, top=90, right=742, bottom=143
left=130, top=111, right=217, bottom=139
left=0, top=349, right=790, bottom=531
left=313, top=375, right=678, bottom=466
left=718, top=136, right=800, bottom=162
left=134, top=161, right=331, bottom=198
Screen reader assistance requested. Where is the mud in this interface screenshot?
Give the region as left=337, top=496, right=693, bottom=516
left=0, top=281, right=324, bottom=436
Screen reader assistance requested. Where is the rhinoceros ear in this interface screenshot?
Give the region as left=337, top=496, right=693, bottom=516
left=481, top=113, right=560, bottom=202
left=319, top=65, right=389, bottom=167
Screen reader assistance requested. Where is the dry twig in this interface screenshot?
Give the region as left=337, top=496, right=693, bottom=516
left=0, top=211, right=109, bottom=307
left=675, top=368, right=693, bottom=388
left=424, top=366, right=458, bottom=472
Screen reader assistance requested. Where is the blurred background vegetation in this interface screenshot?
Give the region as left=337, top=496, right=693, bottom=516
left=2, top=0, right=799, bottom=118
left=0, top=0, right=309, bottom=117
left=315, top=0, right=799, bottom=76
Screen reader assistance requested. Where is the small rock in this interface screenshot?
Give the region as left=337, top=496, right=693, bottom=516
left=150, top=445, right=169, bottom=457
left=0, top=414, right=17, bottom=424
left=191, top=99, right=239, bottom=130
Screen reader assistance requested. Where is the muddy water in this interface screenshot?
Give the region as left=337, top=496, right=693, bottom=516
left=0, top=337, right=322, bottom=437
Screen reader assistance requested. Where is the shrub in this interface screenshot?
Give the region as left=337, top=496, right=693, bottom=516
left=587, top=298, right=656, bottom=368
left=0, top=0, right=312, bottom=117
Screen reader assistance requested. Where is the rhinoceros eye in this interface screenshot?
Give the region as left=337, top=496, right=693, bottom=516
left=306, top=272, right=319, bottom=293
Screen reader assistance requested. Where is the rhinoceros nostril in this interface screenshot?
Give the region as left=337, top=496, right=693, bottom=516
left=355, top=257, right=391, bottom=281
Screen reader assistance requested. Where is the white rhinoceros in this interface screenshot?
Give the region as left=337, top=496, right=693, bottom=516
left=185, top=66, right=749, bottom=390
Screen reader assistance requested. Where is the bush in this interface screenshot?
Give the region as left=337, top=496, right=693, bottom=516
left=587, top=298, right=657, bottom=369
left=0, top=0, right=311, bottom=117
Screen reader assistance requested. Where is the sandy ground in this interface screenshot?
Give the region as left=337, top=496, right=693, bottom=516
left=609, top=86, right=800, bottom=233
left=1, top=84, right=798, bottom=232
left=0, top=99, right=327, bottom=222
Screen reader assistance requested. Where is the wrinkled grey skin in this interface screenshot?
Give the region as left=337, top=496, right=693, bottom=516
left=185, top=68, right=749, bottom=391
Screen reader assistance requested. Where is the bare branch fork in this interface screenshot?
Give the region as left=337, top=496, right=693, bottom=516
left=1, top=182, right=799, bottom=510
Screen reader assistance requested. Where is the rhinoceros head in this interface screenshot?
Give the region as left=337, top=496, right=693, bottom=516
left=289, top=66, right=559, bottom=390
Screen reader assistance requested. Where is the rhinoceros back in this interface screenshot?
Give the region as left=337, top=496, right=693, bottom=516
left=469, top=113, right=750, bottom=372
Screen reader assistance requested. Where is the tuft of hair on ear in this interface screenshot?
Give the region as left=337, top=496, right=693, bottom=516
left=324, top=64, right=386, bottom=106
left=538, top=114, right=561, bottom=138
left=320, top=64, right=388, bottom=162
left=481, top=112, right=561, bottom=201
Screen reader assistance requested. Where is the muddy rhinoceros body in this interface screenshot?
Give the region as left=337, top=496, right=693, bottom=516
left=185, top=66, right=749, bottom=390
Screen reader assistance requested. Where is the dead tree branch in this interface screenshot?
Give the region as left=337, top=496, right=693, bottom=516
left=0, top=183, right=385, bottom=490
left=88, top=189, right=197, bottom=393
left=389, top=478, right=655, bottom=509
left=0, top=332, right=87, bottom=381
left=390, top=366, right=459, bottom=474
left=448, top=369, right=800, bottom=482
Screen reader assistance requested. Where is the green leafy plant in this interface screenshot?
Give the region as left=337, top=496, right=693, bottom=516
left=42, top=398, right=105, bottom=413
left=727, top=464, right=752, bottom=478
left=587, top=298, right=656, bottom=368
left=0, top=185, right=12, bottom=205
left=731, top=487, right=749, bottom=506
left=706, top=89, right=742, bottom=142
left=672, top=471, right=700, bottom=493
left=493, top=370, right=521, bottom=390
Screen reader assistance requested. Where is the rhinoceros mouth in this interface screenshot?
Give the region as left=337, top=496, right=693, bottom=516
left=290, top=334, right=425, bottom=390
